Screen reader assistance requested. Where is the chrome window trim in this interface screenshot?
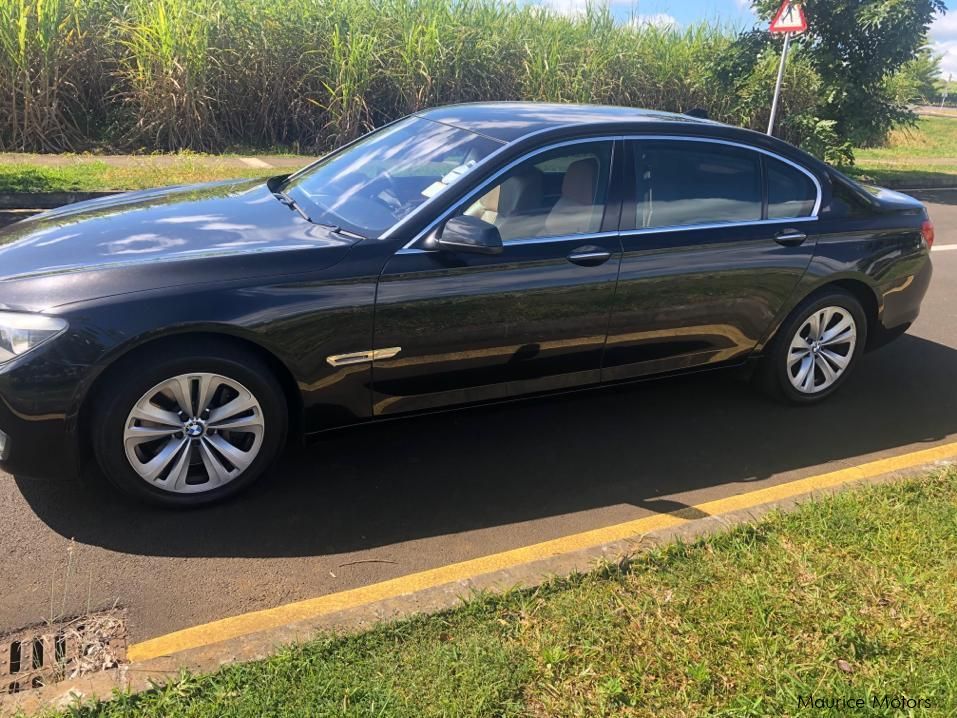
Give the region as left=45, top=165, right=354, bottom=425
left=618, top=215, right=817, bottom=239
left=391, top=131, right=823, bottom=250
left=397, top=134, right=623, bottom=249
left=503, top=230, right=620, bottom=246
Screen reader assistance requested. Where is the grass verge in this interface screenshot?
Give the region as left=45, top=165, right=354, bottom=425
left=5, top=114, right=957, bottom=195
left=852, top=115, right=957, bottom=187
left=0, top=156, right=289, bottom=193
left=40, top=470, right=957, bottom=717
left=844, top=164, right=957, bottom=189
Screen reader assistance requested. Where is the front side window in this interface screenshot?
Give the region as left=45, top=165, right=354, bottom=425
left=631, top=140, right=762, bottom=229
left=284, top=117, right=501, bottom=237
left=455, top=141, right=613, bottom=242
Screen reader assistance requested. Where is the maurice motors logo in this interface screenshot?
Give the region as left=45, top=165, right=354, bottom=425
left=798, top=695, right=933, bottom=711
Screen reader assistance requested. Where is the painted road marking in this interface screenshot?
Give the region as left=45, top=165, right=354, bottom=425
left=238, top=157, right=272, bottom=168
left=127, top=440, right=957, bottom=662
left=932, top=244, right=957, bottom=252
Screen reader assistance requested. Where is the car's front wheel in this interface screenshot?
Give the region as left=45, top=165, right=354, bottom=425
left=92, top=342, right=287, bottom=506
left=759, top=288, right=867, bottom=404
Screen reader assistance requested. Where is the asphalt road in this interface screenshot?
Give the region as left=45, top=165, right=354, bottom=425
left=2, top=189, right=956, bottom=644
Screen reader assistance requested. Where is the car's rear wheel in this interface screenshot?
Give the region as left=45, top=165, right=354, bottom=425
left=759, top=288, right=867, bottom=404
left=92, top=343, right=287, bottom=507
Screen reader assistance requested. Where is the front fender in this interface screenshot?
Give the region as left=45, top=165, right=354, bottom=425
left=60, top=273, right=379, bottom=440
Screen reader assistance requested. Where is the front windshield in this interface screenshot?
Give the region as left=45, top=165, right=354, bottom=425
left=283, top=117, right=502, bottom=237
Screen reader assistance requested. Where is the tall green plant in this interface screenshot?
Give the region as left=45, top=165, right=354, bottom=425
left=320, top=19, right=377, bottom=147
left=0, top=0, right=90, bottom=150
left=212, top=0, right=329, bottom=150
left=0, top=0, right=842, bottom=155
left=117, top=0, right=223, bottom=149
left=885, top=45, right=942, bottom=106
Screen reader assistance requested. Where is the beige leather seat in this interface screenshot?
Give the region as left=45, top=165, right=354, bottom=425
left=545, top=158, right=602, bottom=236
left=466, top=184, right=501, bottom=225
left=465, top=170, right=544, bottom=240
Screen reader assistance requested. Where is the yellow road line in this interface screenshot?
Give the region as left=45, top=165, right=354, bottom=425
left=128, top=441, right=957, bottom=662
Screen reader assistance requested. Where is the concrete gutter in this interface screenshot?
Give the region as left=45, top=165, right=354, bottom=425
left=0, top=192, right=116, bottom=210
left=0, top=192, right=117, bottom=228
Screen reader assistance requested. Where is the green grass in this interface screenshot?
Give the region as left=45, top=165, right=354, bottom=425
left=857, top=116, right=957, bottom=161
left=0, top=156, right=282, bottom=193
left=43, top=470, right=957, bottom=717
left=852, top=115, right=957, bottom=187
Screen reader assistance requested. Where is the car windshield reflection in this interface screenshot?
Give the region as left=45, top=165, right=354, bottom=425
left=283, top=116, right=502, bottom=237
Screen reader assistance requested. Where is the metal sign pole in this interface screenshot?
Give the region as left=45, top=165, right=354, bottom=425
left=767, top=31, right=791, bottom=136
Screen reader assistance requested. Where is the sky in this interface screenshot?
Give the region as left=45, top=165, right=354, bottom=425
left=536, top=0, right=957, bottom=78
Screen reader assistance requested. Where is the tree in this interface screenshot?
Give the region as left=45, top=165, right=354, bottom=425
left=885, top=46, right=942, bottom=106
left=751, top=0, right=946, bottom=146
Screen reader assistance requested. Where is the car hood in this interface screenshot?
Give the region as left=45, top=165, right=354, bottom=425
left=0, top=179, right=359, bottom=311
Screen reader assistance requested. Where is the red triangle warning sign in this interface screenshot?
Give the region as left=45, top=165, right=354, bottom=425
left=770, top=0, right=807, bottom=34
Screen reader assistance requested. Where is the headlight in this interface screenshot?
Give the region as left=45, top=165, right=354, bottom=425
left=0, top=312, right=68, bottom=364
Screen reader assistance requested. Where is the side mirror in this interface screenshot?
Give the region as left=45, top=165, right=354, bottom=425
left=436, top=215, right=503, bottom=255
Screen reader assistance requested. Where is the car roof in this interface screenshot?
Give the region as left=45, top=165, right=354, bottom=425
left=411, top=102, right=834, bottom=184
left=414, top=102, right=716, bottom=143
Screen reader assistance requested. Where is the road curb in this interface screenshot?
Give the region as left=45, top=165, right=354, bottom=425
left=0, top=191, right=116, bottom=210
left=4, top=450, right=955, bottom=716
left=0, top=191, right=118, bottom=227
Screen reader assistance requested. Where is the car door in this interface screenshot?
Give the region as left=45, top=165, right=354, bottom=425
left=602, top=136, right=820, bottom=382
left=371, top=138, right=623, bottom=416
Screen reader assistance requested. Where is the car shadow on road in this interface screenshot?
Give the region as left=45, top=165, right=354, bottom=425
left=14, top=334, right=957, bottom=559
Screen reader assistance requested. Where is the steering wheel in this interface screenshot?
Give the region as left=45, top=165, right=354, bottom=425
left=372, top=172, right=404, bottom=212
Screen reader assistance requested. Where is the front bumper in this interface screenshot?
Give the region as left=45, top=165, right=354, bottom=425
left=0, top=345, right=90, bottom=481
left=0, top=399, right=77, bottom=479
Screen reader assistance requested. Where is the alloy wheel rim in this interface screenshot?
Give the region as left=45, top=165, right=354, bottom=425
left=787, top=306, right=857, bottom=395
left=123, top=373, right=264, bottom=494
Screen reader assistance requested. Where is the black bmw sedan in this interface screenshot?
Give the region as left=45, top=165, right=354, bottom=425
left=0, top=103, right=933, bottom=506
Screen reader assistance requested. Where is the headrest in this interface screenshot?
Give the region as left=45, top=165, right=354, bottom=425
left=477, top=184, right=500, bottom=212
left=561, top=158, right=598, bottom=205
left=497, top=169, right=543, bottom=216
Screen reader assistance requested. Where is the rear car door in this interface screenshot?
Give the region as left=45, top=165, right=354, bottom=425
left=371, top=138, right=623, bottom=416
left=602, top=136, right=820, bottom=381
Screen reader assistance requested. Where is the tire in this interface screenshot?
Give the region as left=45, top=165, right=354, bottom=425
left=758, top=288, right=867, bottom=405
left=92, top=340, right=288, bottom=507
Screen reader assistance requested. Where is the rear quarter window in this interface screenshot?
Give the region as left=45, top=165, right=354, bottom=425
left=766, top=157, right=817, bottom=219
left=823, top=179, right=871, bottom=218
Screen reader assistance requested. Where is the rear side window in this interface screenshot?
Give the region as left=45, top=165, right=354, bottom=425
left=767, top=157, right=816, bottom=219
left=632, top=140, right=762, bottom=229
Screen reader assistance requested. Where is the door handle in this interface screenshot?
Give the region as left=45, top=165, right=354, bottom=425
left=774, top=229, right=807, bottom=247
left=567, top=246, right=612, bottom=266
